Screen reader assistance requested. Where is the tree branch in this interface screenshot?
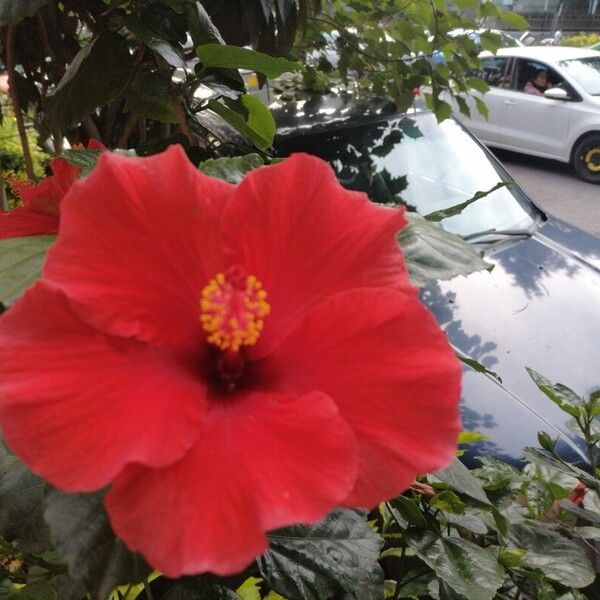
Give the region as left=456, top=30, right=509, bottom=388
left=175, top=100, right=195, bottom=145
left=117, top=112, right=139, bottom=148
left=5, top=26, right=35, bottom=180
left=83, top=115, right=102, bottom=143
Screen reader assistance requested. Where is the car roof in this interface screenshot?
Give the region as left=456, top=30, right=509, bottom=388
left=497, top=45, right=600, bottom=63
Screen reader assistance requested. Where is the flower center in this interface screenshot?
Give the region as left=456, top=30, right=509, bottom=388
left=200, top=267, right=270, bottom=353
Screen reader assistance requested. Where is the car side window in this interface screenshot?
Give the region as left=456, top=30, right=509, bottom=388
left=512, top=58, right=574, bottom=97
left=479, top=57, right=511, bottom=87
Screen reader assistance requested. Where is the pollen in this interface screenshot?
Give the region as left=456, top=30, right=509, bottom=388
left=200, top=269, right=270, bottom=352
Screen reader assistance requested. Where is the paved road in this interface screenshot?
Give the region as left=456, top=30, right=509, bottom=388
left=492, top=149, right=600, bottom=237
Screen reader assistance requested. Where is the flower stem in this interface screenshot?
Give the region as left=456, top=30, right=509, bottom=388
left=143, top=577, right=155, bottom=600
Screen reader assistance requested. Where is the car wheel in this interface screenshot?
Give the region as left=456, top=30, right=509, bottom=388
left=572, top=134, right=600, bottom=183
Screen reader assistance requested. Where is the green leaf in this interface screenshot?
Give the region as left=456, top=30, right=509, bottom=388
left=184, top=2, right=225, bottom=46
left=240, top=95, right=276, bottom=149
left=559, top=499, right=600, bottom=525
left=258, top=509, right=384, bottom=600
left=0, top=235, right=55, bottom=305
left=588, top=389, right=600, bottom=406
left=458, top=431, right=489, bottom=445
left=537, top=578, right=557, bottom=600
left=491, top=507, right=508, bottom=536
left=207, top=96, right=274, bottom=150
left=431, top=458, right=490, bottom=504
left=3, top=581, right=56, bottom=600
left=0, top=0, right=47, bottom=25
left=456, top=352, right=503, bottom=383
left=390, top=496, right=428, bottom=528
left=430, top=490, right=466, bottom=514
left=385, top=572, right=434, bottom=599
left=522, top=479, right=554, bottom=519
left=507, top=521, right=595, bottom=588
left=573, top=526, right=600, bottom=540
left=196, top=44, right=300, bottom=78
left=111, top=572, right=161, bottom=600
left=479, top=1, right=500, bottom=16
left=475, top=457, right=521, bottom=492
left=475, top=97, right=489, bottom=120
left=444, top=512, right=488, bottom=534
left=124, top=71, right=179, bottom=123
left=522, top=448, right=599, bottom=493
left=405, top=531, right=506, bottom=600
left=557, top=591, right=587, bottom=600
left=424, top=182, right=509, bottom=222
left=537, top=431, right=556, bottom=452
left=45, top=32, right=133, bottom=132
left=499, top=10, right=529, bottom=29
left=62, top=148, right=103, bottom=177
left=124, top=16, right=186, bottom=68
left=44, top=491, right=149, bottom=598
left=236, top=577, right=262, bottom=600
left=466, top=77, right=489, bottom=95
left=397, top=213, right=492, bottom=287
left=435, top=102, right=452, bottom=123
left=455, top=95, right=471, bottom=119
left=452, top=0, right=479, bottom=10
left=199, top=154, right=264, bottom=183
left=497, top=547, right=527, bottom=568
left=526, top=368, right=584, bottom=418
left=0, top=443, right=51, bottom=554
left=162, top=583, right=242, bottom=599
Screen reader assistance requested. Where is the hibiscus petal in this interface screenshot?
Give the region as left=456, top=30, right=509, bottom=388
left=258, top=287, right=462, bottom=508
left=105, top=390, right=357, bottom=577
left=0, top=205, right=59, bottom=239
left=0, top=282, right=206, bottom=492
left=222, top=153, right=412, bottom=356
left=83, top=138, right=106, bottom=150
left=44, top=145, right=234, bottom=351
left=24, top=158, right=79, bottom=208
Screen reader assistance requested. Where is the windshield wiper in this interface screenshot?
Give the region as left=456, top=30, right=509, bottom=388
left=462, top=227, right=535, bottom=243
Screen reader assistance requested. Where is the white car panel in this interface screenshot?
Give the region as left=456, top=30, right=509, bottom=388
left=500, top=90, right=572, bottom=159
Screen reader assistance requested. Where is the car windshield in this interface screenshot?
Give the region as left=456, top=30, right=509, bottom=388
left=276, top=112, right=538, bottom=237
left=558, top=56, right=600, bottom=95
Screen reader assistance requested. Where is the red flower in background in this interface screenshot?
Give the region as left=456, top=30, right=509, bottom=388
left=0, top=147, right=461, bottom=577
left=569, top=481, right=587, bottom=506
left=0, top=139, right=105, bottom=240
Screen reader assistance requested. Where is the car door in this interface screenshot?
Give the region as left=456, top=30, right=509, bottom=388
left=451, top=56, right=512, bottom=145
left=498, top=58, right=573, bottom=159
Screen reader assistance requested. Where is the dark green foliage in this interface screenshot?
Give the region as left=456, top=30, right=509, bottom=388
left=45, top=32, right=134, bottom=133
left=259, top=509, right=384, bottom=600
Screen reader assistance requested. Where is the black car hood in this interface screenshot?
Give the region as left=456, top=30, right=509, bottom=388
left=422, top=217, right=600, bottom=466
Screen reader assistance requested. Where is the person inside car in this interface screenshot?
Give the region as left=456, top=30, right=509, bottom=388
left=524, top=69, right=550, bottom=95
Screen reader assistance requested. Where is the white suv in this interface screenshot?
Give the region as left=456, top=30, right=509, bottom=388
left=452, top=46, right=600, bottom=183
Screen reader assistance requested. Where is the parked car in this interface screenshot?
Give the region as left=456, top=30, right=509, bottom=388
left=271, top=92, right=600, bottom=467
left=450, top=46, right=600, bottom=183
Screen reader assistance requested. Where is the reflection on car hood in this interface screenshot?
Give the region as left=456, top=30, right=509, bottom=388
left=421, top=217, right=600, bottom=466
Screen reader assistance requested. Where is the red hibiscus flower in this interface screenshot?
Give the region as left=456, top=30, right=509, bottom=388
left=0, top=147, right=461, bottom=577
left=0, top=139, right=105, bottom=240
left=568, top=481, right=587, bottom=506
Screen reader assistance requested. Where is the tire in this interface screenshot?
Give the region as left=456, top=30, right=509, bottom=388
left=572, top=133, right=600, bottom=184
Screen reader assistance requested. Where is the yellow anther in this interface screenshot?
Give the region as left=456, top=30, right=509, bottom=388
left=200, top=271, right=270, bottom=352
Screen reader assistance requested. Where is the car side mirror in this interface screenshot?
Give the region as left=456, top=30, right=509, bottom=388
left=544, top=87, right=569, bottom=101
